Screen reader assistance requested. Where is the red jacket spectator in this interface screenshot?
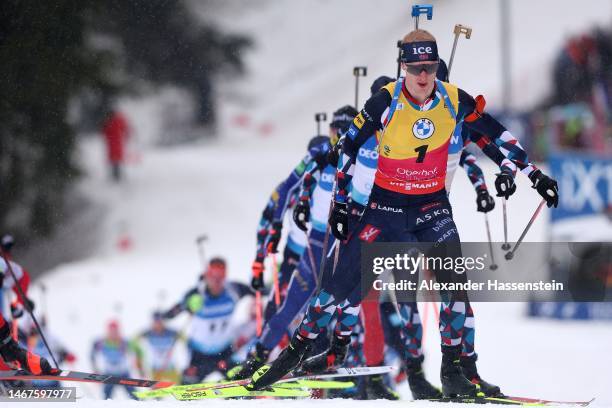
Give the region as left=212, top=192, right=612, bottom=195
left=103, top=112, right=130, bottom=164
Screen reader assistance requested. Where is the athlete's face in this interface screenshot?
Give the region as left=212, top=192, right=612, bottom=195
left=153, top=318, right=164, bottom=332
left=402, top=61, right=438, bottom=103
left=205, top=264, right=226, bottom=296
left=107, top=323, right=120, bottom=340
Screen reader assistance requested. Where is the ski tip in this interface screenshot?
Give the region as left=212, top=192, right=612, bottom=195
left=583, top=398, right=596, bottom=406
left=153, top=381, right=175, bottom=389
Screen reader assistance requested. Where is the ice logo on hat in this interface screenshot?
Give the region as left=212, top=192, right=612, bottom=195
left=412, top=118, right=435, bottom=140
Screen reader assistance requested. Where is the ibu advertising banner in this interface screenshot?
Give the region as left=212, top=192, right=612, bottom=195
left=548, top=151, right=612, bottom=223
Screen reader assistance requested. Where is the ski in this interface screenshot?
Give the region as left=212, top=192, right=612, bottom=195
left=185, top=365, right=394, bottom=393
left=275, top=379, right=354, bottom=389
left=425, top=396, right=595, bottom=406
left=135, top=382, right=216, bottom=399
left=134, top=365, right=391, bottom=399
left=134, top=379, right=354, bottom=399
left=0, top=369, right=173, bottom=389
left=486, top=395, right=595, bottom=407
left=173, top=385, right=310, bottom=400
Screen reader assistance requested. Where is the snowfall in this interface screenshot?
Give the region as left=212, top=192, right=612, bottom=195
left=12, top=0, right=612, bottom=407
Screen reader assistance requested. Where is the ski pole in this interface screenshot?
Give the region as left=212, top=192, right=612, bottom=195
left=332, top=240, right=341, bottom=272
left=159, top=316, right=191, bottom=373
left=0, top=251, right=60, bottom=369
left=315, top=112, right=327, bottom=136
left=396, top=40, right=403, bottom=78
left=505, top=200, right=546, bottom=260
left=316, top=185, right=336, bottom=292
left=484, top=213, right=498, bottom=270
left=353, top=67, right=368, bottom=110
left=447, top=24, right=472, bottom=78
left=304, top=238, right=319, bottom=282
left=271, top=253, right=280, bottom=306
left=502, top=198, right=511, bottom=250
left=255, top=291, right=263, bottom=337
left=195, top=235, right=208, bottom=269
left=39, top=282, right=48, bottom=324
left=331, top=67, right=367, bottom=272
left=412, top=4, right=433, bottom=30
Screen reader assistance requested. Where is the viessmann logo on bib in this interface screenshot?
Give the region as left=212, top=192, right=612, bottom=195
left=412, top=118, right=435, bottom=140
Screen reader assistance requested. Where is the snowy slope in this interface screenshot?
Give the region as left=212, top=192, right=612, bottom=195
left=20, top=0, right=612, bottom=406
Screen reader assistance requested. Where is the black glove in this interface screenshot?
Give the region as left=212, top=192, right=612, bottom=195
left=476, top=189, right=495, bottom=213
left=10, top=297, right=35, bottom=319
left=529, top=169, right=559, bottom=208
left=266, top=221, right=283, bottom=254
left=251, top=259, right=265, bottom=291
left=292, top=200, right=310, bottom=231
left=494, top=172, right=516, bottom=199
left=329, top=202, right=349, bottom=240
left=10, top=303, right=24, bottom=319
left=23, top=297, right=35, bottom=312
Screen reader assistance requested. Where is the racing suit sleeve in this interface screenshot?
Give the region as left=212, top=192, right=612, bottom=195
left=162, top=287, right=198, bottom=318
left=467, top=130, right=518, bottom=176
left=271, top=154, right=313, bottom=223
left=459, top=150, right=487, bottom=192
left=272, top=139, right=331, bottom=222
left=336, top=89, right=391, bottom=203
left=298, top=161, right=322, bottom=202
left=458, top=89, right=538, bottom=177
left=255, top=189, right=279, bottom=261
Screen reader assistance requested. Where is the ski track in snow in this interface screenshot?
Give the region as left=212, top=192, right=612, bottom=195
left=20, top=0, right=612, bottom=405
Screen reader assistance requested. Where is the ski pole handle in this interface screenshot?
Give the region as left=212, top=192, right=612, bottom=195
left=353, top=66, right=368, bottom=110
left=453, top=23, right=472, bottom=38
left=411, top=4, right=433, bottom=30
left=315, top=112, right=327, bottom=136
left=396, top=40, right=403, bottom=78
left=447, top=24, right=472, bottom=78
left=195, top=235, right=208, bottom=269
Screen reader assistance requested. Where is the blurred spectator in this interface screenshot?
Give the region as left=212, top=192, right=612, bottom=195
left=546, top=27, right=612, bottom=154
left=102, top=111, right=130, bottom=182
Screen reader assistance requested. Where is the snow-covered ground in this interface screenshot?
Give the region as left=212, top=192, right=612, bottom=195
left=16, top=0, right=612, bottom=406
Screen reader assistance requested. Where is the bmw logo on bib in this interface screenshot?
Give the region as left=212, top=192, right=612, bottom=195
left=412, top=118, right=435, bottom=140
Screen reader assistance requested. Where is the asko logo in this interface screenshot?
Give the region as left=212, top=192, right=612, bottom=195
left=359, top=147, right=378, bottom=160
left=412, top=46, right=433, bottom=55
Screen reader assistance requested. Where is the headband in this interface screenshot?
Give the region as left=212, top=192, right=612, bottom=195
left=400, top=41, right=439, bottom=63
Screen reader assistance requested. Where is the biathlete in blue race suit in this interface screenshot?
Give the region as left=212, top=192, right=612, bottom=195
left=229, top=106, right=359, bottom=381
